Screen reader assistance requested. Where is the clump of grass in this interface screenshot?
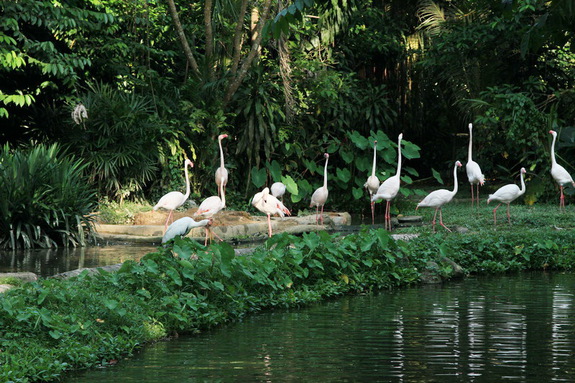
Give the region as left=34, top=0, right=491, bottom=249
left=96, top=198, right=152, bottom=225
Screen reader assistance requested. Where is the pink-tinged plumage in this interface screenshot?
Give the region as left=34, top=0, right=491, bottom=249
left=252, top=187, right=291, bottom=237
left=372, top=133, right=403, bottom=230
left=549, top=130, right=575, bottom=211
left=416, top=161, right=462, bottom=232
left=154, top=159, right=193, bottom=232
left=466, top=123, right=485, bottom=207
left=364, top=140, right=380, bottom=225
left=194, top=177, right=226, bottom=245
left=215, top=134, right=229, bottom=198
left=487, top=167, right=526, bottom=225
left=270, top=182, right=287, bottom=201
left=310, top=153, right=330, bottom=225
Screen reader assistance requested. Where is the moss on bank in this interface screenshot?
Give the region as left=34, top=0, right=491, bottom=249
left=1, top=228, right=574, bottom=382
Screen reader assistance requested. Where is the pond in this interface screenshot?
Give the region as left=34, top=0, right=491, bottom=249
left=66, top=271, right=575, bottom=382
left=0, top=245, right=157, bottom=278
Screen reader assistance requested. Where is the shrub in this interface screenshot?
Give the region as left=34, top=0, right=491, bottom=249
left=0, top=143, right=98, bottom=249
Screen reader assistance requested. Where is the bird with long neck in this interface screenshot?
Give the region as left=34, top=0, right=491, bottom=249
left=372, top=133, right=403, bottom=230
left=310, top=153, right=329, bottom=225
left=162, top=217, right=212, bottom=244
left=416, top=161, right=462, bottom=233
left=487, top=167, right=526, bottom=225
left=364, top=140, right=380, bottom=225
left=549, top=130, right=575, bottom=211
left=215, top=134, right=229, bottom=198
left=194, top=175, right=226, bottom=245
left=153, top=159, right=193, bottom=232
left=466, top=123, right=485, bottom=208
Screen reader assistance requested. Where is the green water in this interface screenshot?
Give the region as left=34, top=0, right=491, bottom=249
left=68, top=272, right=575, bottom=382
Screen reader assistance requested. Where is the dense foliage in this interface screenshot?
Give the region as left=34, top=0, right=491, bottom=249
left=0, top=143, right=97, bottom=249
left=1, top=227, right=575, bottom=382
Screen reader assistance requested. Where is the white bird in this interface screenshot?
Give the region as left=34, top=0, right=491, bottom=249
left=364, top=140, right=380, bottom=225
left=416, top=161, right=462, bottom=232
left=372, top=133, right=403, bottom=230
left=252, top=187, right=291, bottom=237
left=194, top=177, right=226, bottom=245
left=153, top=159, right=193, bottom=232
left=549, top=130, right=575, bottom=210
left=162, top=217, right=212, bottom=243
left=466, top=123, right=485, bottom=207
left=487, top=167, right=526, bottom=225
left=270, top=182, right=287, bottom=201
left=310, top=153, right=329, bottom=225
left=215, top=133, right=229, bottom=198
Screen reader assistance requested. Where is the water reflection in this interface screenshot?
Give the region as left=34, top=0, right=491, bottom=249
left=0, top=245, right=158, bottom=277
left=68, top=272, right=575, bottom=382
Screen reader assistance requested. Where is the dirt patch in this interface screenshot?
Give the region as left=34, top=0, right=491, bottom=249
left=133, top=209, right=261, bottom=226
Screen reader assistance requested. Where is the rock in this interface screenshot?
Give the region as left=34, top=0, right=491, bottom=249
left=0, top=272, right=38, bottom=282
left=0, top=284, right=14, bottom=293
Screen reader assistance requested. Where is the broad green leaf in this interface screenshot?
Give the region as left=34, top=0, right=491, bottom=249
left=281, top=174, right=298, bottom=195
left=432, top=168, right=444, bottom=184
left=251, top=166, right=267, bottom=188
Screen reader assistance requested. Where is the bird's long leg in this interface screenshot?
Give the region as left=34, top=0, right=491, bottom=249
left=560, top=186, right=565, bottom=211
left=470, top=184, right=474, bottom=208
left=267, top=214, right=273, bottom=237
left=204, top=227, right=209, bottom=246
left=315, top=205, right=319, bottom=225
left=209, top=227, right=224, bottom=243
left=320, top=205, right=325, bottom=225
left=475, top=184, right=481, bottom=207
left=431, top=208, right=439, bottom=233
left=438, top=209, right=452, bottom=232
left=370, top=201, right=375, bottom=226
left=506, top=203, right=512, bottom=225
left=164, top=210, right=174, bottom=233
left=385, top=201, right=391, bottom=231
left=492, top=203, right=501, bottom=225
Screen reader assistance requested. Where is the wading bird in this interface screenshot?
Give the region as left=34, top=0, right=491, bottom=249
left=252, top=187, right=291, bottom=237
left=466, top=123, right=485, bottom=207
left=372, top=133, right=403, bottom=230
left=416, top=161, right=462, bottom=233
left=310, top=153, right=330, bottom=225
left=194, top=178, right=225, bottom=245
left=487, top=167, right=526, bottom=225
left=153, top=159, right=193, bottom=232
left=162, top=217, right=212, bottom=243
left=364, top=140, right=380, bottom=225
left=549, top=130, right=575, bottom=210
left=215, top=134, right=229, bottom=198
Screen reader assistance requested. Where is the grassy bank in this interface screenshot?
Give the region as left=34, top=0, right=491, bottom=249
left=2, top=202, right=575, bottom=382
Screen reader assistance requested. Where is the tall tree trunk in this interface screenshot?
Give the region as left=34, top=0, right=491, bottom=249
left=204, top=0, right=215, bottom=80
left=230, top=0, right=249, bottom=75
left=165, top=0, right=201, bottom=78
left=223, top=0, right=273, bottom=106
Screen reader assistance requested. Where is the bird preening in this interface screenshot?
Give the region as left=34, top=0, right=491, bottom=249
left=252, top=187, right=291, bottom=237
left=364, top=140, right=380, bottom=225
left=162, top=217, right=212, bottom=244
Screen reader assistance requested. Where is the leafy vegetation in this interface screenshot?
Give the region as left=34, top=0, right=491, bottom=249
left=0, top=143, right=97, bottom=249
left=1, top=223, right=575, bottom=382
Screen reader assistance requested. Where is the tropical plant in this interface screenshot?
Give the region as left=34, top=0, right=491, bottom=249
left=0, top=143, right=97, bottom=249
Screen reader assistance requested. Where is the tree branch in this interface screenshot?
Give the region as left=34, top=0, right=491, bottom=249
left=166, top=0, right=201, bottom=78
left=230, top=0, right=249, bottom=75
left=204, top=0, right=215, bottom=80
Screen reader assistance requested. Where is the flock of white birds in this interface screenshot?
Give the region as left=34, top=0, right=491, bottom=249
left=157, top=127, right=575, bottom=243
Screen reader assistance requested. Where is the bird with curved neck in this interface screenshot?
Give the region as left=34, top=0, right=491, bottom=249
left=252, top=187, right=291, bottom=237
left=372, top=133, right=403, bottom=230
left=416, top=161, right=462, bottom=233
left=466, top=123, right=485, bottom=208
left=487, top=167, right=526, bottom=225
left=153, top=159, right=193, bottom=232
left=215, top=134, right=229, bottom=198
left=162, top=217, right=212, bottom=244
left=310, top=153, right=329, bottom=225
left=364, top=140, right=380, bottom=225
left=549, top=130, right=575, bottom=211
left=194, top=176, right=226, bottom=245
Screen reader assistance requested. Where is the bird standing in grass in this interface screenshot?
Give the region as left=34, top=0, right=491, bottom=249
left=416, top=161, right=462, bottom=233
left=549, top=130, right=575, bottom=211
left=310, top=153, right=330, bottom=225
left=154, top=159, right=193, bottom=232
left=364, top=140, right=380, bottom=225
left=162, top=217, right=212, bottom=243
left=371, top=133, right=403, bottom=230
left=487, top=167, right=526, bottom=225
left=466, top=123, right=485, bottom=208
